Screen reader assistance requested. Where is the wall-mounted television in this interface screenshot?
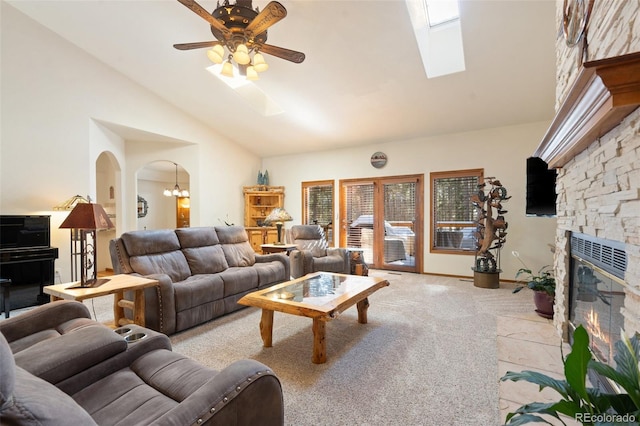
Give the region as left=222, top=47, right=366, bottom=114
left=526, top=157, right=557, bottom=217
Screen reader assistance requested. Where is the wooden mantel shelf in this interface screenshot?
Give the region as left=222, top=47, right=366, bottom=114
left=534, top=52, right=640, bottom=168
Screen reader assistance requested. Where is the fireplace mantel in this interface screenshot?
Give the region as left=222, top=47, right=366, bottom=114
left=534, top=52, right=640, bottom=168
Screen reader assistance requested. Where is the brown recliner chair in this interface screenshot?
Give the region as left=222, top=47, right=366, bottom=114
left=0, top=300, right=285, bottom=426
left=288, top=225, right=350, bottom=278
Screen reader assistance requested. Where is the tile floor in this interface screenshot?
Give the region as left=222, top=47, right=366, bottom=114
left=498, top=311, right=581, bottom=425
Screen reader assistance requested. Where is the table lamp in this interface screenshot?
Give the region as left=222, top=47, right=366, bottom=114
left=59, top=202, right=114, bottom=287
left=264, top=207, right=292, bottom=245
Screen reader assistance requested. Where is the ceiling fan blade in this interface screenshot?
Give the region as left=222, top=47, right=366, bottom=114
left=173, top=41, right=221, bottom=50
left=260, top=44, right=305, bottom=64
left=176, top=0, right=230, bottom=38
left=245, top=1, right=287, bottom=39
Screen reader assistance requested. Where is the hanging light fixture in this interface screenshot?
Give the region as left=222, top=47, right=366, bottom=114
left=208, top=43, right=268, bottom=80
left=206, top=44, right=224, bottom=64
left=164, top=162, right=189, bottom=198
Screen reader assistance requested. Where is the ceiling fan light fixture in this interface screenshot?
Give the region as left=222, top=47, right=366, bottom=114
left=221, top=59, right=234, bottom=77
left=206, top=44, right=224, bottom=64
left=233, top=43, right=251, bottom=65
left=252, top=52, right=269, bottom=72
left=246, top=65, right=259, bottom=81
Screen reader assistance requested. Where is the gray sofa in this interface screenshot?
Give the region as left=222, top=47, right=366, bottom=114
left=0, top=300, right=284, bottom=425
left=110, top=226, right=290, bottom=335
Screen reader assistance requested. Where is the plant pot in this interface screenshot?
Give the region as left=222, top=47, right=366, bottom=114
left=473, top=271, right=500, bottom=289
left=533, top=290, right=554, bottom=319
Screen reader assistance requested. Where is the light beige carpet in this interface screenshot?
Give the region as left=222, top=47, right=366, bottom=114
left=6, top=271, right=534, bottom=425
left=166, top=271, right=533, bottom=426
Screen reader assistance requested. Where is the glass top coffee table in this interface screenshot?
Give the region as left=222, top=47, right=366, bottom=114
left=238, top=272, right=390, bottom=364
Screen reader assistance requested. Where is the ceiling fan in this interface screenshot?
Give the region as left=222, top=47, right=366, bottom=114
left=174, top=0, right=305, bottom=79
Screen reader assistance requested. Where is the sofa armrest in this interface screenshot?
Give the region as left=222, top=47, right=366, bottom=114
left=0, top=300, right=91, bottom=343
left=14, top=324, right=127, bottom=385
left=122, top=273, right=176, bottom=335
left=255, top=253, right=290, bottom=280
left=56, top=324, right=172, bottom=395
left=326, top=247, right=350, bottom=274
left=152, top=359, right=283, bottom=426
left=289, top=249, right=312, bottom=278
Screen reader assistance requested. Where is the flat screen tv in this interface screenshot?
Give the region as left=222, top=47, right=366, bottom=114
left=526, top=157, right=557, bottom=217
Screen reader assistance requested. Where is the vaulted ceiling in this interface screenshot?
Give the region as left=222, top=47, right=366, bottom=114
left=6, top=0, right=557, bottom=158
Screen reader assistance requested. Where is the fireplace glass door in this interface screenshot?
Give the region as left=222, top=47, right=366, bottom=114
left=570, top=256, right=625, bottom=369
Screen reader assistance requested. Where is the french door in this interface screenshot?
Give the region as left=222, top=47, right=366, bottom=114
left=339, top=175, right=423, bottom=273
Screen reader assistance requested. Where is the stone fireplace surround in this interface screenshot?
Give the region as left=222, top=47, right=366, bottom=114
left=536, top=1, right=640, bottom=343
left=549, top=101, right=640, bottom=341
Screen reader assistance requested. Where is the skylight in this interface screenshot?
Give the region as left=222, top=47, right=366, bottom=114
left=425, top=0, right=460, bottom=27
left=405, top=0, right=466, bottom=79
left=206, top=64, right=284, bottom=116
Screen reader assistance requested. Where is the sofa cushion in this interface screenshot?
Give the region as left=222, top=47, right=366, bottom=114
left=215, top=226, right=256, bottom=267
left=182, top=245, right=229, bottom=275
left=175, top=226, right=220, bottom=247
left=219, top=267, right=259, bottom=296
left=72, top=350, right=216, bottom=426
left=121, top=229, right=181, bottom=256
left=253, top=261, right=287, bottom=286
left=173, top=275, right=225, bottom=312
left=129, top=251, right=191, bottom=283
left=0, top=333, right=97, bottom=426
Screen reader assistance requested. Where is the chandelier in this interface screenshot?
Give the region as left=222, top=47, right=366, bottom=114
left=164, top=163, right=190, bottom=197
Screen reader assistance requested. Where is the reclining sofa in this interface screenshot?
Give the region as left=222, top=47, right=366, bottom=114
left=109, top=226, right=290, bottom=335
left=0, top=300, right=284, bottom=425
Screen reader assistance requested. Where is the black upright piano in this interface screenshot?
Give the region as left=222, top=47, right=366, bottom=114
left=0, top=215, right=58, bottom=316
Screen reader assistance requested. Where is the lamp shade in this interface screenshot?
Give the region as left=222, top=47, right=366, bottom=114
left=206, top=44, right=224, bottom=64
left=53, top=194, right=89, bottom=211
left=233, top=43, right=251, bottom=65
left=59, top=203, right=114, bottom=230
left=264, top=207, right=293, bottom=224
left=252, top=53, right=269, bottom=72
left=246, top=65, right=259, bottom=81
left=221, top=60, right=234, bottom=77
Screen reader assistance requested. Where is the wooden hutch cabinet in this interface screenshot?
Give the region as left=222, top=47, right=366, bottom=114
left=243, top=185, right=284, bottom=252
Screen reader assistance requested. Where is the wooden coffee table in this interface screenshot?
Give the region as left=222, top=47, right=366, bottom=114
left=43, top=274, right=158, bottom=327
left=238, top=272, right=390, bottom=364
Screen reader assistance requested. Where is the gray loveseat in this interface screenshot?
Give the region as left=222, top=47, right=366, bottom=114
left=109, top=226, right=290, bottom=335
left=0, top=300, right=284, bottom=425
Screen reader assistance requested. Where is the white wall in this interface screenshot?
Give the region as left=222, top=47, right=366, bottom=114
left=1, top=2, right=557, bottom=282
left=263, top=121, right=558, bottom=279
left=1, top=3, right=261, bottom=282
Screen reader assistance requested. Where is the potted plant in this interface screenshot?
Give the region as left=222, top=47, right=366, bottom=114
left=501, top=325, right=640, bottom=425
left=512, top=253, right=555, bottom=318
left=470, top=177, right=510, bottom=288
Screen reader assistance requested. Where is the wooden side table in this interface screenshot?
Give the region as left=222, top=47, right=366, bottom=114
left=261, top=243, right=298, bottom=255
left=43, top=274, right=158, bottom=327
left=347, top=248, right=369, bottom=276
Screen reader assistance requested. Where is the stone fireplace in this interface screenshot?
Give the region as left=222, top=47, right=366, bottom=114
left=568, top=232, right=628, bottom=392
left=535, top=2, right=640, bottom=351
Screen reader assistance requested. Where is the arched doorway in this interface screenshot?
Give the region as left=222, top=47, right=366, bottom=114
left=136, top=161, right=190, bottom=230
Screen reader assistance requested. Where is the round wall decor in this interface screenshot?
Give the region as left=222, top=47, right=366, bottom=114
left=370, top=152, right=387, bottom=168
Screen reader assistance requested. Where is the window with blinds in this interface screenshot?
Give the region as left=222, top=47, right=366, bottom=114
left=430, top=169, right=483, bottom=253
left=302, top=180, right=335, bottom=245
left=343, top=182, right=375, bottom=251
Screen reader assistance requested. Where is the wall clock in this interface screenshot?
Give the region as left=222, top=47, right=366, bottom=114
left=370, top=152, right=387, bottom=168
